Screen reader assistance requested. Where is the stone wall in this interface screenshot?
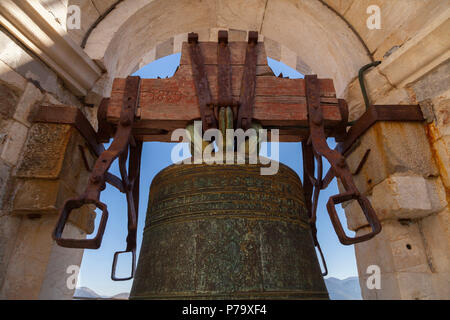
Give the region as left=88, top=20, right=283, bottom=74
left=341, top=59, right=449, bottom=299
left=0, top=28, right=95, bottom=299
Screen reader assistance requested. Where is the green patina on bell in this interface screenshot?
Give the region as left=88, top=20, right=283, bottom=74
left=130, top=157, right=328, bottom=299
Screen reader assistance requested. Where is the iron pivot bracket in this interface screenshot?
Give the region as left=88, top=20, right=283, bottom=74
left=52, top=76, right=143, bottom=281
left=188, top=30, right=258, bottom=131
left=302, top=75, right=383, bottom=277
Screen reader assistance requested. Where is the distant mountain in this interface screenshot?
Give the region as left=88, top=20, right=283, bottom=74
left=111, top=292, right=130, bottom=299
left=73, top=287, right=129, bottom=300
left=74, top=287, right=103, bottom=299
left=75, top=279, right=362, bottom=300
left=325, top=277, right=362, bottom=300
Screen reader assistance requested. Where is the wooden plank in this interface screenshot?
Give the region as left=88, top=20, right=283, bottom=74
left=106, top=40, right=342, bottom=142
left=108, top=67, right=338, bottom=123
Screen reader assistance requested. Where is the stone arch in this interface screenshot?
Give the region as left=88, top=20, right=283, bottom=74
left=81, top=0, right=370, bottom=98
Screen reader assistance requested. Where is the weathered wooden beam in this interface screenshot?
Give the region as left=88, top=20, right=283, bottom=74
left=106, top=41, right=343, bottom=142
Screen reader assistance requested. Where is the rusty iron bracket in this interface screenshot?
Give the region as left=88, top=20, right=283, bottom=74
left=303, top=75, right=382, bottom=248
left=97, top=97, right=114, bottom=143
left=52, top=76, right=142, bottom=281
left=237, top=31, right=258, bottom=130
left=217, top=30, right=239, bottom=125
left=188, top=30, right=259, bottom=132
left=337, top=105, right=424, bottom=156
left=188, top=32, right=218, bottom=131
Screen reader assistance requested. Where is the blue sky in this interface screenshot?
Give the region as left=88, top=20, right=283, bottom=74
left=77, top=54, right=358, bottom=296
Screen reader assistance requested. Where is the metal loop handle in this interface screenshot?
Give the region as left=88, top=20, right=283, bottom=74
left=326, top=191, right=381, bottom=245
left=52, top=197, right=108, bottom=249
left=111, top=249, right=136, bottom=281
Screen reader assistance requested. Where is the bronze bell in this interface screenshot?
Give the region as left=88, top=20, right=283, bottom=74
left=130, top=158, right=328, bottom=299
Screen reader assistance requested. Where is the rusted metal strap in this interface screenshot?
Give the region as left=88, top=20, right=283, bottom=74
left=305, top=75, right=381, bottom=245
left=217, top=30, right=239, bottom=124
left=333, top=99, right=349, bottom=142
left=53, top=76, right=141, bottom=258
left=337, top=105, right=424, bottom=155
left=302, top=141, right=328, bottom=276
left=238, top=31, right=258, bottom=130
left=33, top=105, right=104, bottom=157
left=188, top=32, right=217, bottom=131
left=97, top=98, right=114, bottom=143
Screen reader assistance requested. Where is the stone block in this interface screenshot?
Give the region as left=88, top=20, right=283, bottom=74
left=354, top=220, right=431, bottom=275
left=13, top=82, right=43, bottom=127
left=419, top=209, right=449, bottom=273
left=0, top=215, right=57, bottom=299
left=0, top=214, right=21, bottom=292
left=38, top=222, right=86, bottom=299
left=217, top=0, right=266, bottom=32
left=0, top=83, right=19, bottom=121
left=0, top=30, right=58, bottom=94
left=396, top=272, right=436, bottom=300
left=359, top=272, right=400, bottom=300
left=155, top=38, right=174, bottom=60
left=12, top=178, right=94, bottom=234
left=0, top=161, right=12, bottom=209
left=431, top=135, right=450, bottom=189
left=0, top=59, right=27, bottom=93
left=58, top=130, right=96, bottom=194
left=345, top=122, right=439, bottom=195
left=370, top=175, right=447, bottom=220
left=15, top=124, right=72, bottom=179
left=0, top=120, right=29, bottom=166
left=411, top=60, right=450, bottom=103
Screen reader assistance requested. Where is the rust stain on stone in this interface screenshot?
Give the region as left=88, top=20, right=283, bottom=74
left=425, top=123, right=450, bottom=205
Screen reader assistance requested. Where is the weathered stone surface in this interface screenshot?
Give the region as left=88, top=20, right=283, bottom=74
left=12, top=178, right=94, bottom=233
left=217, top=0, right=266, bottom=31
left=344, top=122, right=439, bottom=196
left=0, top=161, right=12, bottom=210
left=345, top=175, right=447, bottom=230
left=355, top=220, right=430, bottom=274
left=420, top=209, right=450, bottom=274
left=15, top=124, right=72, bottom=179
left=372, top=175, right=447, bottom=219
left=38, top=222, right=86, bottom=299
left=427, top=130, right=450, bottom=190
left=0, top=214, right=22, bottom=294
left=0, top=59, right=27, bottom=93
left=0, top=120, right=29, bottom=166
left=0, top=30, right=82, bottom=109
left=0, top=83, right=19, bottom=121
left=39, top=0, right=68, bottom=28
left=412, top=60, right=450, bottom=103
left=66, top=0, right=101, bottom=46
left=0, top=215, right=56, bottom=299
left=355, top=219, right=447, bottom=299
left=155, top=38, right=174, bottom=60
left=13, top=83, right=43, bottom=127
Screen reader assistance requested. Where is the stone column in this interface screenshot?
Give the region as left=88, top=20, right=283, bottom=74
left=342, top=60, right=449, bottom=300
left=0, top=120, right=96, bottom=299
